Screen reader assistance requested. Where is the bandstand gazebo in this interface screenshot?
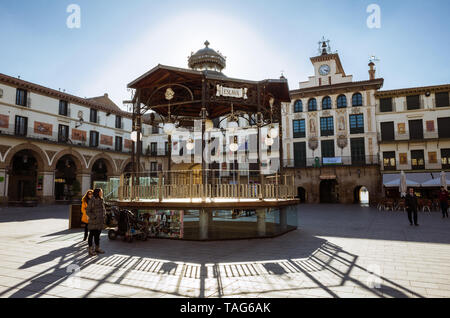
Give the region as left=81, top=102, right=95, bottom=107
left=110, top=41, right=300, bottom=240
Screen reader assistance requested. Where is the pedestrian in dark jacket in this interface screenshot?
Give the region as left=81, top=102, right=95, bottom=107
left=439, top=187, right=449, bottom=218
left=405, top=188, right=419, bottom=226
left=86, top=188, right=106, bottom=256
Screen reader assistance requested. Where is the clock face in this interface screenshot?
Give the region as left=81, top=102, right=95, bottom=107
left=319, top=64, right=330, bottom=76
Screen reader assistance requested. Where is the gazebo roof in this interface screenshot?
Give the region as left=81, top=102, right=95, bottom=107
left=127, top=64, right=290, bottom=120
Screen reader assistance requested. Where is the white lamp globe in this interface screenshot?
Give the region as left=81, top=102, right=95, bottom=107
left=265, top=137, right=274, bottom=146
left=186, top=139, right=195, bottom=151
left=268, top=127, right=279, bottom=138
left=130, top=131, right=142, bottom=142
left=163, top=122, right=175, bottom=135
left=205, top=119, right=214, bottom=132
left=229, top=142, right=239, bottom=152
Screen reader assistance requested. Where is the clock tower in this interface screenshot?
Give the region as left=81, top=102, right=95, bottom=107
left=299, top=38, right=353, bottom=88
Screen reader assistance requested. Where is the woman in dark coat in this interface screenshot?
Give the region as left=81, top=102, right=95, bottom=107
left=86, top=188, right=106, bottom=256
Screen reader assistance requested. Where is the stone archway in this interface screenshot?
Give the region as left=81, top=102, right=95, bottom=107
left=4, top=143, right=49, bottom=171
left=54, top=155, right=79, bottom=201
left=319, top=179, right=339, bottom=203
left=297, top=187, right=306, bottom=203
left=354, top=185, right=370, bottom=205
left=87, top=153, right=117, bottom=175
left=8, top=150, right=42, bottom=201
left=50, top=149, right=86, bottom=172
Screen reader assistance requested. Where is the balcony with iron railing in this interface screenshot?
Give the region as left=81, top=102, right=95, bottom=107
left=283, top=155, right=379, bottom=168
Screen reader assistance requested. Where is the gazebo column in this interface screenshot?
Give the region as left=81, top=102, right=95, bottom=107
left=199, top=208, right=209, bottom=240
left=280, top=207, right=287, bottom=230
left=256, top=208, right=266, bottom=236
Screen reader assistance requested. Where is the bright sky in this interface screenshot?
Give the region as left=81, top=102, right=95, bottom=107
left=1, top=0, right=449, bottom=110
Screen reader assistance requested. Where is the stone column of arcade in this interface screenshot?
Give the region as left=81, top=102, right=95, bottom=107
left=256, top=208, right=266, bottom=236
left=79, top=173, right=91, bottom=196
left=199, top=209, right=209, bottom=240
left=41, top=171, right=55, bottom=203
left=0, top=168, right=8, bottom=202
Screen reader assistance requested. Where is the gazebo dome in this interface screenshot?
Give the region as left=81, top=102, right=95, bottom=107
left=188, top=40, right=226, bottom=73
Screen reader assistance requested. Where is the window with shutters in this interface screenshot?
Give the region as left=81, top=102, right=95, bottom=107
left=89, top=131, right=99, bottom=147
left=380, top=122, right=395, bottom=141
left=441, top=149, right=450, bottom=169
left=293, top=142, right=306, bottom=168
left=14, top=116, right=27, bottom=136
left=150, top=142, right=157, bottom=156
left=383, top=151, right=396, bottom=171
left=115, top=116, right=122, bottom=129
left=321, top=140, right=335, bottom=158
left=308, top=98, right=317, bottom=111
left=411, top=150, right=425, bottom=170
left=115, top=136, right=123, bottom=152
left=320, top=117, right=334, bottom=136
left=293, top=119, right=305, bottom=138
left=322, top=96, right=332, bottom=110
left=337, top=95, right=347, bottom=108
left=58, top=125, right=69, bottom=142
left=352, top=93, right=363, bottom=107
left=380, top=98, right=393, bottom=112
left=351, top=138, right=365, bottom=164
left=16, top=89, right=27, bottom=106
left=294, top=100, right=303, bottom=113
left=408, top=119, right=423, bottom=140
left=436, top=92, right=449, bottom=108
left=90, top=109, right=98, bottom=123
left=349, top=114, right=364, bottom=134
left=437, top=117, right=450, bottom=138
left=59, top=100, right=68, bottom=116
left=406, top=95, right=420, bottom=110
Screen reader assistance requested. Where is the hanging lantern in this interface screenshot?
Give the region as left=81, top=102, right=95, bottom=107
left=205, top=119, right=214, bottom=132
left=268, top=126, right=279, bottom=138
left=265, top=137, right=274, bottom=146
left=229, top=136, right=239, bottom=152
left=163, top=122, right=176, bottom=135
left=186, top=138, right=195, bottom=151
left=130, top=131, right=142, bottom=142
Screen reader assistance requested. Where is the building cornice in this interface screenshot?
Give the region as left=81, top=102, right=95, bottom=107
left=375, top=84, right=450, bottom=98
left=0, top=73, right=132, bottom=118
left=290, top=79, right=384, bottom=99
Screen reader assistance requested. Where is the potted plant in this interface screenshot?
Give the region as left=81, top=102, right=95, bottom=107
left=71, top=179, right=82, bottom=204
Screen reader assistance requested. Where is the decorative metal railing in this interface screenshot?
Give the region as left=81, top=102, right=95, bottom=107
left=113, top=170, right=295, bottom=202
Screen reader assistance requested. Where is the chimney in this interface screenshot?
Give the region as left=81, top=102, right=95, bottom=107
left=368, top=62, right=376, bottom=80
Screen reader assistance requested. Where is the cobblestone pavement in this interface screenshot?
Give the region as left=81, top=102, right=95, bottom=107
left=0, top=204, right=449, bottom=298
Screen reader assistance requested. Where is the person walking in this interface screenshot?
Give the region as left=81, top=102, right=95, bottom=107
left=80, top=189, right=93, bottom=241
left=439, top=187, right=449, bottom=218
left=86, top=188, right=106, bottom=256
left=405, top=188, right=419, bottom=226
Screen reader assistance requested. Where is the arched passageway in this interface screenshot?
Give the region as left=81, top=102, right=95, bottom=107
left=54, top=155, right=78, bottom=201
left=8, top=150, right=39, bottom=201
